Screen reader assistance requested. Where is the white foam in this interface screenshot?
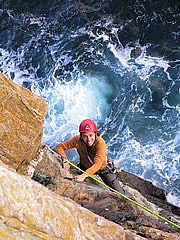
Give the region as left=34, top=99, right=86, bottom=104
left=166, top=192, right=180, bottom=208
left=90, top=23, right=171, bottom=79
left=42, top=74, right=113, bottom=146
left=0, top=48, right=37, bottom=88
left=0, top=17, right=179, bottom=208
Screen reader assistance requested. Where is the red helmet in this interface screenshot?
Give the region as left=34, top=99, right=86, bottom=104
left=79, top=119, right=98, bottom=133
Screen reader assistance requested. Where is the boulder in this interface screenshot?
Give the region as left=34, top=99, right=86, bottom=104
left=0, top=73, right=48, bottom=173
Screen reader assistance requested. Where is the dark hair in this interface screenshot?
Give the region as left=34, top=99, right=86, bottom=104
left=80, top=131, right=100, bottom=143
left=80, top=131, right=100, bottom=137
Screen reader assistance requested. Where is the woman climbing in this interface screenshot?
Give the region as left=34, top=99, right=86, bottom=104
left=55, top=119, right=134, bottom=199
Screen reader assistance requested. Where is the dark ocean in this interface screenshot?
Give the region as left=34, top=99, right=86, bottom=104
left=0, top=0, right=180, bottom=207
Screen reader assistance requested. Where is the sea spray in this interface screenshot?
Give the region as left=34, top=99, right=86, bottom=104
left=0, top=0, right=179, bottom=207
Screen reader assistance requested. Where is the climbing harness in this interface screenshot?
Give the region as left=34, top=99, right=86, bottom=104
left=49, top=147, right=180, bottom=230
left=98, top=159, right=117, bottom=174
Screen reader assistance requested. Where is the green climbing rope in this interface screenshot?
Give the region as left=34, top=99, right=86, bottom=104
left=65, top=158, right=180, bottom=230
left=48, top=147, right=180, bottom=230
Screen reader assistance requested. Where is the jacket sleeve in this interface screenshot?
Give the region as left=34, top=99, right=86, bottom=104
left=55, top=136, right=79, bottom=158
left=85, top=138, right=107, bottom=176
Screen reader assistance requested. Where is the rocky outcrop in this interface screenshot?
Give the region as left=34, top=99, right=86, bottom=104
left=0, top=73, right=180, bottom=239
left=0, top=160, right=147, bottom=240
left=31, top=145, right=180, bottom=239
left=0, top=73, right=48, bottom=174
left=1, top=152, right=179, bottom=240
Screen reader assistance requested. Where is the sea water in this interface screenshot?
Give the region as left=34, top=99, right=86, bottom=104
left=0, top=0, right=179, bottom=207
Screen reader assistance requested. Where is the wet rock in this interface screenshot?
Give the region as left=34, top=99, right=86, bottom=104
left=130, top=47, right=142, bottom=58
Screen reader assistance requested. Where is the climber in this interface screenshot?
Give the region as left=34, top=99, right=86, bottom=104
left=55, top=119, right=134, bottom=198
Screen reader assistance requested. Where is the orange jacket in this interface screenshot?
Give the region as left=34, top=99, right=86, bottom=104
left=55, top=135, right=107, bottom=175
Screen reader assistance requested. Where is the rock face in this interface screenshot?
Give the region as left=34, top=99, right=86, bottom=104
left=0, top=74, right=180, bottom=239
left=0, top=73, right=48, bottom=173
left=32, top=145, right=180, bottom=239
left=0, top=147, right=180, bottom=240
left=0, top=160, right=146, bottom=240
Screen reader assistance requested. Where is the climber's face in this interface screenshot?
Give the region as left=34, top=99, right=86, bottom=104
left=81, top=132, right=96, bottom=147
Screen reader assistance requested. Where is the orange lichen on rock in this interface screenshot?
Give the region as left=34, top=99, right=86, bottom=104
left=0, top=73, right=48, bottom=173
